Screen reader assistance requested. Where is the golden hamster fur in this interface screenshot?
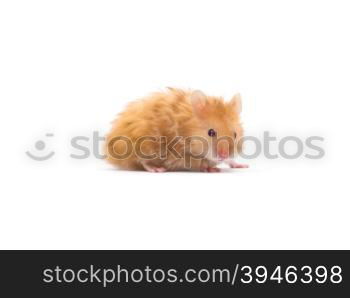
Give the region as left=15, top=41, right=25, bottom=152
left=105, top=88, right=248, bottom=172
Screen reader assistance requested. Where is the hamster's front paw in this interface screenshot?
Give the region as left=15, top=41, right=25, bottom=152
left=227, top=160, right=249, bottom=168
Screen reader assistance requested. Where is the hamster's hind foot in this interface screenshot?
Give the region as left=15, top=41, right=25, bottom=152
left=200, top=166, right=221, bottom=173
left=141, top=161, right=167, bottom=173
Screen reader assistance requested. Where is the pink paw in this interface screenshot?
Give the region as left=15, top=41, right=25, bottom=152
left=201, top=166, right=221, bottom=173
left=143, top=164, right=167, bottom=173
left=227, top=160, right=249, bottom=169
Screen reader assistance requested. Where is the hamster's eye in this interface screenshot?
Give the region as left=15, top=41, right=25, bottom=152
left=208, top=129, right=216, bottom=137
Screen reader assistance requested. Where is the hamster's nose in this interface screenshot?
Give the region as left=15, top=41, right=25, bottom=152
left=218, top=150, right=229, bottom=160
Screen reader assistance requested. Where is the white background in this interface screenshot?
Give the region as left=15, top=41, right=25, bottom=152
left=0, top=0, right=349, bottom=249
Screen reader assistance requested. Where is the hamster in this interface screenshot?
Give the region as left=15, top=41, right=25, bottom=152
left=105, top=88, right=248, bottom=172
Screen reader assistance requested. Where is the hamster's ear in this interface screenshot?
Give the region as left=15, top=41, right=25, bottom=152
left=229, top=93, right=242, bottom=114
left=190, top=90, right=207, bottom=117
